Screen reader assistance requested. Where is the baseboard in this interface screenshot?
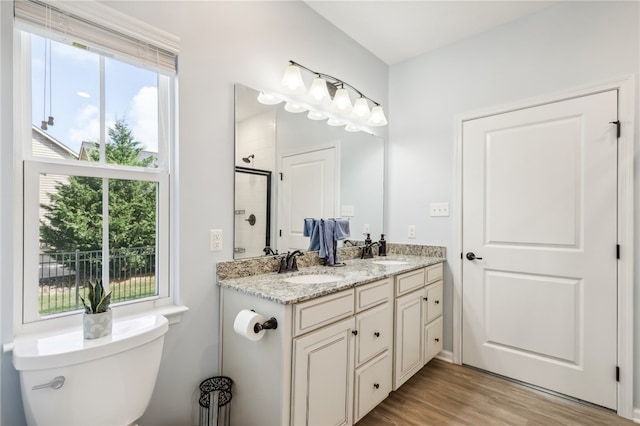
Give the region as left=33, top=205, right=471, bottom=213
left=633, top=408, right=640, bottom=423
left=435, top=350, right=454, bottom=363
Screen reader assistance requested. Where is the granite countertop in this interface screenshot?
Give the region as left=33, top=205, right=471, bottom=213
left=218, top=255, right=445, bottom=304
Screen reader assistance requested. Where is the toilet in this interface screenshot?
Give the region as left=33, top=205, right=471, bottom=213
left=12, top=314, right=169, bottom=426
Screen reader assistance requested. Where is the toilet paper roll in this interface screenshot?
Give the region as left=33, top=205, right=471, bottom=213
left=233, top=310, right=266, bottom=342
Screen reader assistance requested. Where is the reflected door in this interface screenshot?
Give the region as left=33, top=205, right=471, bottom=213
left=462, top=90, right=618, bottom=408
left=279, top=147, right=337, bottom=252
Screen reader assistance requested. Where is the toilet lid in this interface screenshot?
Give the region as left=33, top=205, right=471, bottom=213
left=12, top=314, right=169, bottom=370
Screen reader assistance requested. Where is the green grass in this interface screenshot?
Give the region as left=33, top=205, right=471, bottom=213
left=38, top=276, right=157, bottom=316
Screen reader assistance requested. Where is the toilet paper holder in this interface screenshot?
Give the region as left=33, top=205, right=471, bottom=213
left=252, top=315, right=278, bottom=333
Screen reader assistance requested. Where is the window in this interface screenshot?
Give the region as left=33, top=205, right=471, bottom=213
left=15, top=0, right=178, bottom=325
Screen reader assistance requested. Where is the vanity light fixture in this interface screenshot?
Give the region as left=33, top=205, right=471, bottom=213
left=307, top=110, right=328, bottom=121
left=258, top=60, right=388, bottom=133
left=257, top=92, right=283, bottom=105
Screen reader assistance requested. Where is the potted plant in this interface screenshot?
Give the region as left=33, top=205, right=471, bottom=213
left=81, top=278, right=113, bottom=339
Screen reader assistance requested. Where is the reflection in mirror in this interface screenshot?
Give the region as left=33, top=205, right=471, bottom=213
left=234, top=167, right=272, bottom=259
left=234, top=84, right=384, bottom=259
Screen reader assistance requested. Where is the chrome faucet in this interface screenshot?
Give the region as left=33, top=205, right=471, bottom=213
left=278, top=250, right=304, bottom=273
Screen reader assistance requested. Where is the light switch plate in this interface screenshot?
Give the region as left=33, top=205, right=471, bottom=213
left=430, top=203, right=450, bottom=217
left=341, top=205, right=355, bottom=217
left=363, top=224, right=370, bottom=234
left=408, top=225, right=416, bottom=239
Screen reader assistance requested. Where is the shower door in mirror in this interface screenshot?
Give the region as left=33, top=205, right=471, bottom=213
left=234, top=167, right=272, bottom=259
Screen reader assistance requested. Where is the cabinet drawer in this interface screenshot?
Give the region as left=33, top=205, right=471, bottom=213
left=354, top=350, right=392, bottom=423
left=395, top=268, right=425, bottom=296
left=293, top=290, right=355, bottom=336
left=423, top=316, right=443, bottom=364
left=355, top=278, right=392, bottom=313
left=424, top=281, right=443, bottom=324
left=426, top=262, right=443, bottom=284
left=355, top=302, right=392, bottom=366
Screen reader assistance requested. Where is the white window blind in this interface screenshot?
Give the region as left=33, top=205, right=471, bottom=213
left=14, top=0, right=178, bottom=74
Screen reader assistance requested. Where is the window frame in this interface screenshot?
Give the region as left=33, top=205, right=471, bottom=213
left=13, top=4, right=180, bottom=334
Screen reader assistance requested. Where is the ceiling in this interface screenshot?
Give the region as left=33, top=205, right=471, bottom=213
left=304, top=1, right=554, bottom=65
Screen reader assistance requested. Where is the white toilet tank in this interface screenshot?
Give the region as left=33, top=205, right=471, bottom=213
left=13, top=314, right=169, bottom=426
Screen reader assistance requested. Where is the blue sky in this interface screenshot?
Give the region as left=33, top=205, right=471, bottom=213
left=31, top=34, right=159, bottom=154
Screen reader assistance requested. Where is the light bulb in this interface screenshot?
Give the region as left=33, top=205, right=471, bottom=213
left=284, top=102, right=306, bottom=113
left=351, top=97, right=371, bottom=119
left=308, top=77, right=330, bottom=104
left=331, top=88, right=352, bottom=112
left=307, top=111, right=328, bottom=120
left=327, top=118, right=345, bottom=126
left=345, top=124, right=360, bottom=132
left=281, top=64, right=306, bottom=93
left=368, top=105, right=388, bottom=126
left=257, top=92, right=283, bottom=105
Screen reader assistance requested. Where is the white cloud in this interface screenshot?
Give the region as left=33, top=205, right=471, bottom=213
left=68, top=104, right=114, bottom=152
left=129, top=86, right=158, bottom=152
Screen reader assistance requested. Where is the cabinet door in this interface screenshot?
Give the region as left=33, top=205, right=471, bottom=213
left=393, top=288, right=424, bottom=390
left=424, top=281, right=443, bottom=324
left=354, top=350, right=392, bottom=423
left=292, top=317, right=355, bottom=426
left=355, top=302, right=392, bottom=366
left=423, top=316, right=443, bottom=364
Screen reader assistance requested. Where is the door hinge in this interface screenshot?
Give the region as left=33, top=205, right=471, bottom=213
left=460, top=252, right=463, bottom=259
left=616, top=244, right=620, bottom=260
left=279, top=229, right=282, bottom=237
left=609, top=120, right=620, bottom=138
left=616, top=366, right=620, bottom=382
left=279, top=172, right=283, bottom=181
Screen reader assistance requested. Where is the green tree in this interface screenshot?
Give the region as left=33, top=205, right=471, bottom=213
left=40, top=119, right=157, bottom=256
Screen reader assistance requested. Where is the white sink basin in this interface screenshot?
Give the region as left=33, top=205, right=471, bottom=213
left=283, top=274, right=343, bottom=284
left=371, top=260, right=409, bottom=266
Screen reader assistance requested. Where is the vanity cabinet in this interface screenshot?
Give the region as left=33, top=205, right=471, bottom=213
left=219, top=260, right=442, bottom=426
left=353, top=279, right=393, bottom=422
left=393, top=263, right=443, bottom=390
left=292, top=316, right=355, bottom=426
left=291, top=278, right=393, bottom=425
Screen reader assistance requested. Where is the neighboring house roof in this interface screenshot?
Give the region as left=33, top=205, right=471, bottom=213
left=79, top=141, right=157, bottom=163
left=32, top=125, right=79, bottom=159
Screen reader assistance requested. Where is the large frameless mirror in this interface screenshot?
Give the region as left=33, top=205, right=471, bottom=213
left=234, top=84, right=384, bottom=259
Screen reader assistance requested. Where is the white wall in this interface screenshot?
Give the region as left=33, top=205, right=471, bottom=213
left=0, top=1, right=388, bottom=424
left=387, top=0, right=639, bottom=408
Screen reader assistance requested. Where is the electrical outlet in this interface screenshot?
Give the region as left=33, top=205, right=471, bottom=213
left=210, top=229, right=223, bottom=251
left=408, top=225, right=416, bottom=239
left=430, top=203, right=450, bottom=217
left=363, top=224, right=370, bottom=234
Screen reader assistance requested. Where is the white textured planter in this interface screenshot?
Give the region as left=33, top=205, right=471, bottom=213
left=83, top=309, right=113, bottom=339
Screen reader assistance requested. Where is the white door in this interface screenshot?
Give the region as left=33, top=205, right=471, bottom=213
left=462, top=90, right=618, bottom=408
left=279, top=148, right=337, bottom=252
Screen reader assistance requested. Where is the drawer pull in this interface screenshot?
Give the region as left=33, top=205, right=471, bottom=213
left=373, top=383, right=380, bottom=389
left=434, top=300, right=440, bottom=305
left=434, top=338, right=440, bottom=342
left=352, top=330, right=358, bottom=336
left=374, top=332, right=380, bottom=338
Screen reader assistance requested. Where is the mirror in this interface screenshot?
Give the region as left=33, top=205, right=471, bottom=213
left=234, top=84, right=384, bottom=259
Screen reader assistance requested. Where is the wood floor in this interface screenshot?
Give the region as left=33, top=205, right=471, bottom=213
left=357, top=359, right=634, bottom=426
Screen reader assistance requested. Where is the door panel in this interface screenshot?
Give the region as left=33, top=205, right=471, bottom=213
left=462, top=90, right=618, bottom=409
left=280, top=148, right=337, bottom=252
